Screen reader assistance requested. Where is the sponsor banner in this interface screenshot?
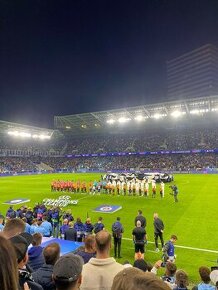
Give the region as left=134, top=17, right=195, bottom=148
left=3, top=198, right=30, bottom=205
left=93, top=205, right=122, bottom=214
left=42, top=195, right=78, bottom=207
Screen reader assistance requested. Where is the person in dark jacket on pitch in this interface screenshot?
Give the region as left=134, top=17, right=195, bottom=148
left=32, top=243, right=60, bottom=290
left=64, top=221, right=77, bottom=241
left=28, top=233, right=44, bottom=271
left=134, top=210, right=146, bottom=228
left=153, top=212, right=165, bottom=252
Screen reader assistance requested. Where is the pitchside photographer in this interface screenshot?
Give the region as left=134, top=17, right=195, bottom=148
left=169, top=184, right=179, bottom=202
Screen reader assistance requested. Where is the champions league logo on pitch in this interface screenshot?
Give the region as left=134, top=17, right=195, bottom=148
left=93, top=205, right=122, bottom=213
left=42, top=195, right=78, bottom=207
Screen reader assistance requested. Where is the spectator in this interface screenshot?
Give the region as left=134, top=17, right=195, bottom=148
left=192, top=266, right=216, bottom=290
left=0, top=214, right=4, bottom=231
left=74, top=235, right=96, bottom=264
left=53, top=254, right=83, bottom=290
left=80, top=230, right=124, bottom=290
left=10, top=232, right=43, bottom=290
left=151, top=260, right=177, bottom=288
left=28, top=233, right=45, bottom=271
left=133, top=272, right=171, bottom=290
left=111, top=267, right=143, bottom=290
left=3, top=218, right=25, bottom=239
left=173, top=270, right=189, bottom=290
left=210, top=270, right=218, bottom=289
left=0, top=235, right=19, bottom=290
left=32, top=242, right=60, bottom=290
left=133, top=259, right=149, bottom=272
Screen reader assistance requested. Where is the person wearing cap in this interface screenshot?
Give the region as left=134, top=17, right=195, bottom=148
left=53, top=253, right=83, bottom=290
left=192, top=266, right=216, bottom=290
left=32, top=242, right=60, bottom=290
left=10, top=232, right=43, bottom=290
left=80, top=230, right=124, bottom=290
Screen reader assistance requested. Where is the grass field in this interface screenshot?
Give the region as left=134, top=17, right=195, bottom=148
left=0, top=172, right=217, bottom=283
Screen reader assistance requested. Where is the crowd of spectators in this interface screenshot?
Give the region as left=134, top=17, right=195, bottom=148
left=0, top=216, right=218, bottom=290
left=0, top=126, right=217, bottom=173
left=0, top=153, right=217, bottom=173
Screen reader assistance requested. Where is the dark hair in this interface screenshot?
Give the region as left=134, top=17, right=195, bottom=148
left=32, top=233, right=43, bottom=246
left=84, top=235, right=95, bottom=251
left=0, top=236, right=18, bottom=290
left=199, top=266, right=211, bottom=284
left=133, top=259, right=148, bottom=272
left=171, top=235, right=178, bottom=240
left=133, top=272, right=171, bottom=290
left=166, top=262, right=177, bottom=276
left=43, top=243, right=60, bottom=265
left=117, top=217, right=121, bottom=221
left=138, top=210, right=142, bottom=215
left=3, top=219, right=25, bottom=238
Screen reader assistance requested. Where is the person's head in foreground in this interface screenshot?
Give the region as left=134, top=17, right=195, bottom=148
left=175, top=270, right=189, bottom=289
left=0, top=235, right=18, bottom=290
left=111, top=269, right=171, bottom=290
left=53, top=254, right=84, bottom=290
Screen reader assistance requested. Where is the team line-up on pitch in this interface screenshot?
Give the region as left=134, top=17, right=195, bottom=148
left=50, top=179, right=166, bottom=197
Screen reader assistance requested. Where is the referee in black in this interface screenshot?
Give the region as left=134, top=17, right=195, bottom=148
left=153, top=212, right=164, bottom=252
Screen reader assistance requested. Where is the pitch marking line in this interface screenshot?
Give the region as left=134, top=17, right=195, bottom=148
left=123, top=238, right=218, bottom=254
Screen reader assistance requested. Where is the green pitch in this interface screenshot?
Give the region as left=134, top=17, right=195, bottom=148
left=0, top=173, right=217, bottom=283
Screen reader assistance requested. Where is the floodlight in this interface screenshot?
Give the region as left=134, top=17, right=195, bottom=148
left=134, top=115, right=146, bottom=122
left=106, top=119, right=115, bottom=124
left=118, top=117, right=131, bottom=123
left=171, top=110, right=186, bottom=118
left=190, top=109, right=200, bottom=115
left=153, top=113, right=161, bottom=119
left=65, top=126, right=71, bottom=129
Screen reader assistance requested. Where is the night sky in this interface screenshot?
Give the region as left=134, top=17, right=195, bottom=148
left=1, top=0, right=218, bottom=128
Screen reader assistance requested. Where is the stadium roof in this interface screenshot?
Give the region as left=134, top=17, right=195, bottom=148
left=0, top=120, right=61, bottom=139
left=54, top=95, right=218, bottom=134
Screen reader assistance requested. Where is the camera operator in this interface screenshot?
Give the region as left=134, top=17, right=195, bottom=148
left=169, top=184, right=179, bottom=202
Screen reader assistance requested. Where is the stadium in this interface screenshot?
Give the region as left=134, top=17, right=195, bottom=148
left=0, top=95, right=218, bottom=284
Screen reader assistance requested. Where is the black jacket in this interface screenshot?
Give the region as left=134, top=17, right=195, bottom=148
left=32, top=264, right=55, bottom=290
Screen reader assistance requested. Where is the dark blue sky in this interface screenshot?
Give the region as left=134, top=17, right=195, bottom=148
left=1, top=0, right=218, bottom=127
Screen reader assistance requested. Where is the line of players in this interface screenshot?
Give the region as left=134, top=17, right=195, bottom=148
left=51, top=179, right=165, bottom=197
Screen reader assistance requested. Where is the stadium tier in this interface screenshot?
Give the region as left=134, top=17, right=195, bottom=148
left=0, top=96, right=218, bottom=173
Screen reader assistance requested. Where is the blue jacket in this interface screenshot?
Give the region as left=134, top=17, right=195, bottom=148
left=28, top=246, right=44, bottom=271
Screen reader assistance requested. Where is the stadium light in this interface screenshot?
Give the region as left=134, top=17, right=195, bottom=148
left=7, top=131, right=51, bottom=140
left=106, top=119, right=115, bottom=124
left=152, top=113, right=166, bottom=119
left=65, top=126, right=71, bottom=129
left=190, top=109, right=208, bottom=115
left=118, top=117, right=131, bottom=123
left=170, top=110, right=186, bottom=118
left=134, top=115, right=146, bottom=122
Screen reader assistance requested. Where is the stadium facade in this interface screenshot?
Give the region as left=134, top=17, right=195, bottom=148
left=167, top=44, right=218, bottom=100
